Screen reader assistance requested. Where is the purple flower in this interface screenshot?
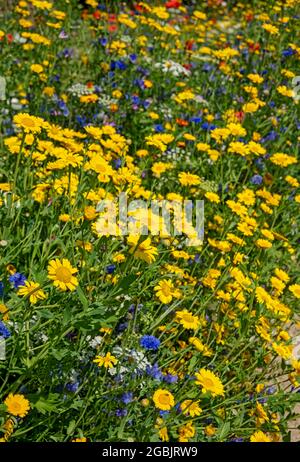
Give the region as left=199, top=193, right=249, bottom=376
left=121, top=392, right=133, bottom=404
left=250, top=174, right=263, bottom=185
left=116, top=409, right=127, bottom=417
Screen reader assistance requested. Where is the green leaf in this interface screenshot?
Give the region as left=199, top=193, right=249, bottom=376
left=31, top=394, right=60, bottom=415
left=77, top=286, right=89, bottom=310
left=67, top=420, right=76, bottom=435
left=217, top=421, right=231, bottom=441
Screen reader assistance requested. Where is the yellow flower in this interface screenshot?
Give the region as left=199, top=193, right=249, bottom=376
left=237, top=189, right=255, bottom=206
left=247, top=73, right=264, bottom=84
left=178, top=421, right=195, bottom=442
left=285, top=175, right=299, bottom=187
left=71, top=437, right=88, bottom=442
left=80, top=94, right=98, bottom=103
left=277, top=85, right=294, bottom=98
left=93, top=352, right=118, bottom=369
left=289, top=284, right=300, bottom=298
left=270, top=153, right=297, bottom=167
left=180, top=400, right=202, bottom=417
left=195, top=368, right=225, bottom=396
left=205, top=424, right=216, bottom=436
left=4, top=394, right=30, bottom=418
left=154, top=279, right=175, bottom=304
left=272, top=342, right=292, bottom=360
left=176, top=310, right=200, bottom=330
left=47, top=258, right=78, bottom=291
left=128, top=236, right=158, bottom=264
left=18, top=281, right=47, bottom=304
left=256, top=239, right=272, bottom=249
left=0, top=303, right=9, bottom=321
left=205, top=192, right=220, bottom=203
left=153, top=389, right=175, bottom=411
left=158, top=427, right=169, bottom=442
left=31, top=64, right=44, bottom=74
left=178, top=172, right=201, bottom=186
left=262, top=23, right=279, bottom=35
left=13, top=113, right=44, bottom=134
left=250, top=430, right=271, bottom=442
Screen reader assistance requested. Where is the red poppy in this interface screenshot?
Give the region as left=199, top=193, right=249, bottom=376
left=245, top=13, right=254, bottom=22
left=235, top=111, right=245, bottom=122
left=93, top=11, right=101, bottom=20
left=135, top=4, right=146, bottom=13
left=185, top=39, right=194, bottom=51
left=176, top=118, right=189, bottom=126
left=86, top=82, right=94, bottom=88
left=6, top=34, right=13, bottom=43
left=166, top=0, right=181, bottom=8
left=248, top=42, right=260, bottom=52
left=108, top=25, right=118, bottom=33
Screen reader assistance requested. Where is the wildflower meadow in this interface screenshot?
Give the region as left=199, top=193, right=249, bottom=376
left=0, top=0, right=300, bottom=444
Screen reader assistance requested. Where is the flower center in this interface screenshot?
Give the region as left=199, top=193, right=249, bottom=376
left=182, top=314, right=194, bottom=323
left=22, top=117, right=36, bottom=128
left=56, top=267, right=72, bottom=283
left=203, top=378, right=215, bottom=389
left=158, top=394, right=170, bottom=405
left=12, top=402, right=21, bottom=412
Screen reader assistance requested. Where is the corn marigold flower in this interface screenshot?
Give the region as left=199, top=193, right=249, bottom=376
left=270, top=153, right=297, bottom=167
left=195, top=368, right=225, bottom=396
left=4, top=394, right=30, bottom=418
left=154, top=279, right=176, bottom=304
left=178, top=171, right=201, bottom=186
left=250, top=430, right=271, bottom=442
left=47, top=258, right=78, bottom=291
left=93, top=352, right=118, bottom=369
left=176, top=310, right=200, bottom=330
left=18, top=280, right=47, bottom=304
left=180, top=400, right=202, bottom=417
left=13, top=113, right=44, bottom=134
left=289, top=284, right=300, bottom=298
left=178, top=421, right=195, bottom=442
left=128, top=236, right=158, bottom=264
left=153, top=389, right=175, bottom=411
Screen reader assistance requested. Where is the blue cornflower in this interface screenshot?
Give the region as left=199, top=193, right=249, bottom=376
left=99, top=37, right=108, bottom=46
left=116, top=409, right=127, bottom=417
left=113, top=158, right=122, bottom=169
left=0, top=321, right=11, bottom=339
left=250, top=174, right=263, bottom=185
left=121, top=392, right=133, bottom=404
left=0, top=281, right=4, bottom=297
left=140, top=335, right=160, bottom=351
left=154, top=124, right=164, bottom=133
left=146, top=363, right=163, bottom=380
left=190, top=116, right=202, bottom=123
left=129, top=54, right=137, bottom=63
left=66, top=382, right=79, bottom=393
left=106, top=264, right=116, bottom=274
left=117, top=322, right=128, bottom=333
left=9, top=272, right=26, bottom=289
left=282, top=48, right=296, bottom=57
left=163, top=373, right=178, bottom=384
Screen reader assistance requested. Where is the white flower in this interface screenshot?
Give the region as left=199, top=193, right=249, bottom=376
left=88, top=336, right=103, bottom=349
